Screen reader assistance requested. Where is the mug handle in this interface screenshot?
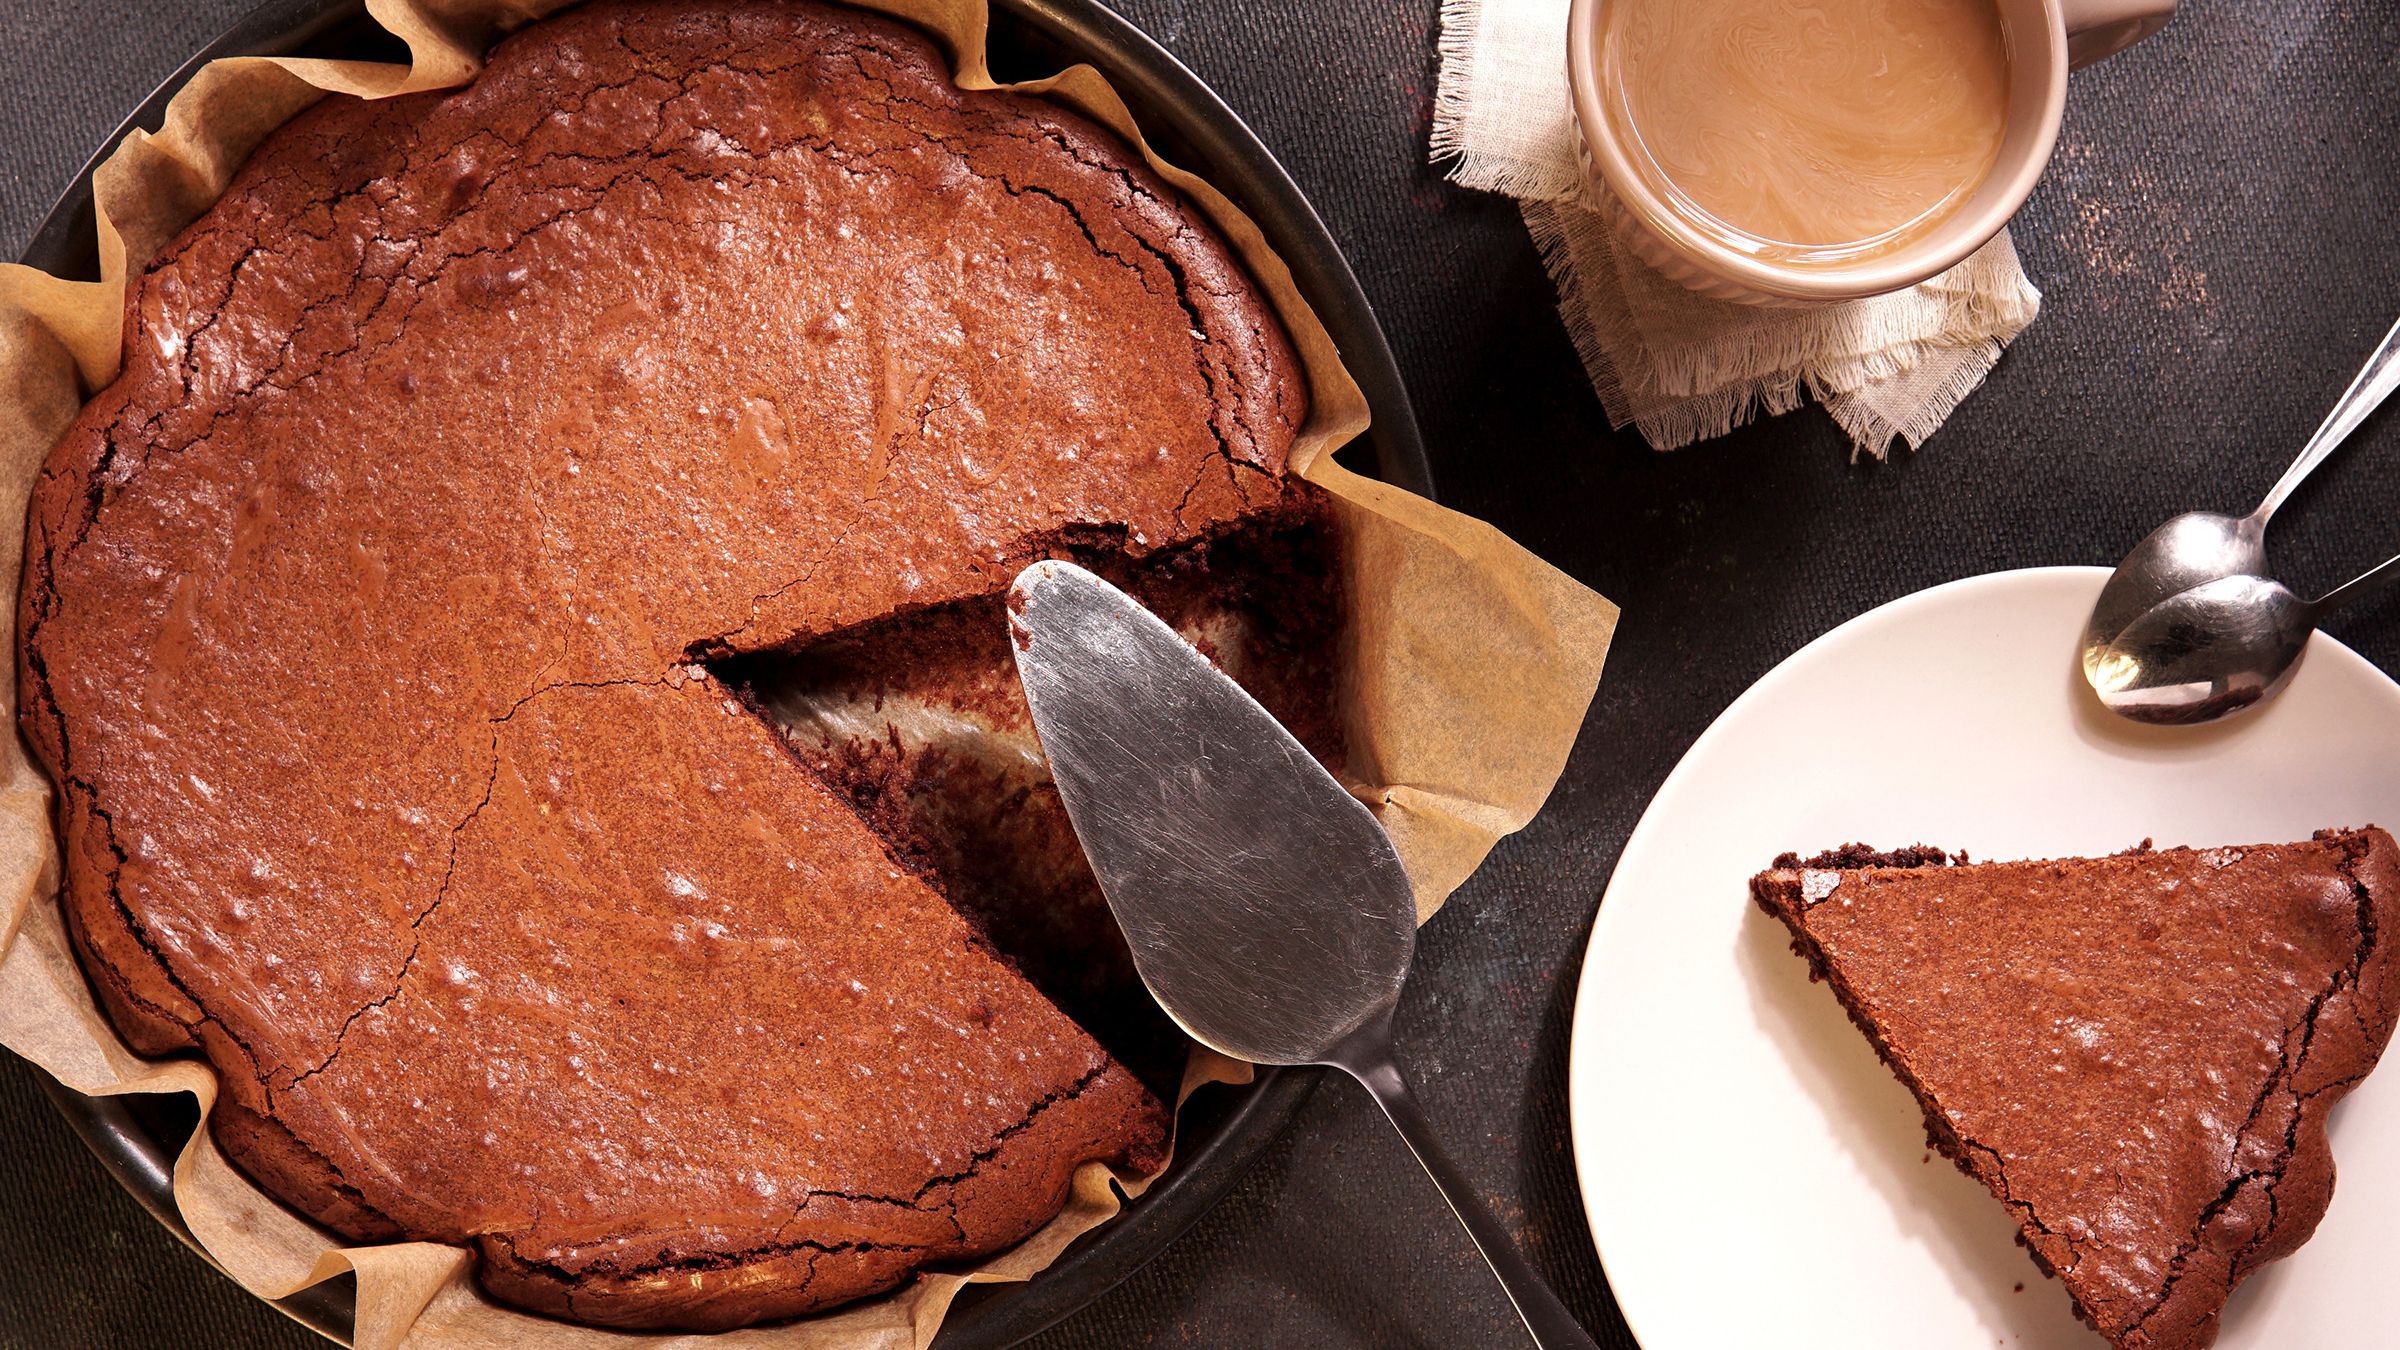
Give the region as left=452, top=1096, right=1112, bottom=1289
left=2059, top=0, right=2177, bottom=68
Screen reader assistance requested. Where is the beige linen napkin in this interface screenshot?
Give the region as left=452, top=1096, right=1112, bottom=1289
left=1432, top=0, right=2044, bottom=458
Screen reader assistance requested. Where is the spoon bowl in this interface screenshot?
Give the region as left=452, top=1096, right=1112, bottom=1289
left=2081, top=509, right=2264, bottom=656
left=2082, top=572, right=2314, bottom=725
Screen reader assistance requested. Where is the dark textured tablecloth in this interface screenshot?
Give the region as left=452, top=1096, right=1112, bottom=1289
left=2, top=2, right=2396, bottom=1346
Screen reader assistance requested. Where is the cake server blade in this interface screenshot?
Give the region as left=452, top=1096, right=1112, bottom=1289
left=1007, top=560, right=1598, bottom=1350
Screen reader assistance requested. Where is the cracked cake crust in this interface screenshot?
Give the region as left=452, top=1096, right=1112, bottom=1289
left=1751, top=829, right=2400, bottom=1350
left=15, top=0, right=1320, bottom=1329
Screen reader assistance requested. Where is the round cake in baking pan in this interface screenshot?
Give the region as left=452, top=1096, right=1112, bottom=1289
left=17, top=0, right=1333, bottom=1329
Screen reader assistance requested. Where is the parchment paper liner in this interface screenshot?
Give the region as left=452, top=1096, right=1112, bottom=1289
left=0, top=1, right=1619, bottom=1344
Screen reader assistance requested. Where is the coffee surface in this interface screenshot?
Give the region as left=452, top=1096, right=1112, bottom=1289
left=1601, top=0, right=2011, bottom=261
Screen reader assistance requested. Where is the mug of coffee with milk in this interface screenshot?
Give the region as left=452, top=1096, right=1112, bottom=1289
left=1566, top=0, right=2175, bottom=306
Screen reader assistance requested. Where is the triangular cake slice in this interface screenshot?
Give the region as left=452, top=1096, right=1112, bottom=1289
left=1752, top=829, right=2400, bottom=1350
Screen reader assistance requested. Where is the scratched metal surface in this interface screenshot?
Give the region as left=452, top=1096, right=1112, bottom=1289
left=2, top=1, right=2397, bottom=1347
left=1011, top=561, right=1420, bottom=1066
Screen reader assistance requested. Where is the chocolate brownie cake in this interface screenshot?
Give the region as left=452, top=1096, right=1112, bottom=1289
left=1752, top=831, right=2400, bottom=1350
left=19, top=0, right=1324, bottom=1329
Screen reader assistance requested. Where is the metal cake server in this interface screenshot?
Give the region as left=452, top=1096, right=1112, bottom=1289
left=1008, top=561, right=1598, bottom=1350
left=2081, top=315, right=2400, bottom=724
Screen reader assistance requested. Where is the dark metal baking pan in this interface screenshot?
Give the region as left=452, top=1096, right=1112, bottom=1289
left=18, top=0, right=1433, bottom=1344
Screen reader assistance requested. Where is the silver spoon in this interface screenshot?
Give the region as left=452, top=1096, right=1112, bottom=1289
left=1009, top=560, right=1601, bottom=1350
left=2082, top=317, right=2400, bottom=724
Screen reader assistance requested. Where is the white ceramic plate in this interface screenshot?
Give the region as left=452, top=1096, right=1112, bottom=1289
left=1570, top=566, right=2400, bottom=1349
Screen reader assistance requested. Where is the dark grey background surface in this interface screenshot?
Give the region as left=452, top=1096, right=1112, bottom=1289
left=2, top=1, right=2397, bottom=1346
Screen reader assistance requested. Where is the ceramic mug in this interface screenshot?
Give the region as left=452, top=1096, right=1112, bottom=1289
left=1566, top=0, right=2177, bottom=306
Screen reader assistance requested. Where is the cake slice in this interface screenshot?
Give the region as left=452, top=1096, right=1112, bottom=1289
left=1752, top=830, right=2400, bottom=1350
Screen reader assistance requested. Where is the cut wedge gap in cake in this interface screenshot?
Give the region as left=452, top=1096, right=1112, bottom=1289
left=716, top=496, right=1347, bottom=1098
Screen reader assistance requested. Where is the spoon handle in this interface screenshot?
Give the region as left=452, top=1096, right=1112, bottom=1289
left=2315, top=550, right=2400, bottom=618
left=1330, top=1034, right=1603, bottom=1350
left=2255, top=316, right=2400, bottom=525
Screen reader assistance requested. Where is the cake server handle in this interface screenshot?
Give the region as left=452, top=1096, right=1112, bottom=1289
left=1324, top=1019, right=1603, bottom=1350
